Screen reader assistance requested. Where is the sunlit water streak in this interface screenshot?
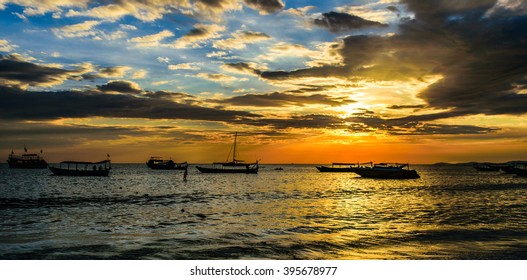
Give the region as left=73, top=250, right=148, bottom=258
left=1, top=164, right=527, bottom=259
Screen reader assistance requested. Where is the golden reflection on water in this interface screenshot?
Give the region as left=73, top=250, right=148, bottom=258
left=3, top=164, right=527, bottom=259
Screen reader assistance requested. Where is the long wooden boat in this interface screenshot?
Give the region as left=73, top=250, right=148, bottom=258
left=196, top=132, right=258, bottom=174
left=352, top=163, right=420, bottom=179
left=146, top=157, right=188, bottom=170
left=316, top=162, right=372, bottom=172
left=49, top=159, right=111, bottom=176
left=509, top=161, right=527, bottom=176
left=473, top=162, right=501, bottom=171
left=196, top=164, right=258, bottom=174
left=7, top=148, right=47, bottom=169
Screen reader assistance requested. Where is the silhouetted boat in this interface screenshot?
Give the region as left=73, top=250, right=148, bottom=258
left=496, top=161, right=527, bottom=175
left=7, top=148, right=47, bottom=169
left=316, top=162, right=372, bottom=172
left=473, top=162, right=501, bottom=171
left=509, top=161, right=527, bottom=176
left=49, top=159, right=111, bottom=176
left=146, top=157, right=188, bottom=170
left=352, top=163, right=420, bottom=179
left=196, top=132, right=258, bottom=174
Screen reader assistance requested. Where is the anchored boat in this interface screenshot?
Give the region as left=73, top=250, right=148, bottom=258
left=146, top=157, right=188, bottom=170
left=196, top=132, right=258, bottom=174
left=7, top=148, right=47, bottom=169
left=316, top=162, right=372, bottom=172
left=49, top=158, right=111, bottom=176
left=352, top=163, right=420, bottom=179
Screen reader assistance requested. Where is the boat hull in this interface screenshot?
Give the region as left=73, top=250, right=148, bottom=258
left=511, top=168, right=527, bottom=176
left=353, top=168, right=420, bottom=179
left=196, top=166, right=258, bottom=174
left=316, top=166, right=359, bottom=172
left=49, top=166, right=110, bottom=176
left=147, top=162, right=188, bottom=170
left=475, top=166, right=500, bottom=171
left=7, top=159, right=48, bottom=169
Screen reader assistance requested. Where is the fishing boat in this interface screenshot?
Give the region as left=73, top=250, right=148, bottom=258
left=146, top=157, right=188, bottom=170
left=316, top=162, right=372, bottom=172
left=509, top=161, right=527, bottom=177
left=352, top=163, right=420, bottom=179
left=7, top=148, right=47, bottom=169
left=196, top=132, right=258, bottom=174
left=473, top=162, right=500, bottom=171
left=498, top=161, right=527, bottom=175
left=49, top=159, right=111, bottom=176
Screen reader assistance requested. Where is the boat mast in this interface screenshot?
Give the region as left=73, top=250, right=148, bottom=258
left=233, top=132, right=237, bottom=162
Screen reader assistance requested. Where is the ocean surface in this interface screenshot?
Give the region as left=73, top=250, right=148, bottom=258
left=1, top=163, right=527, bottom=260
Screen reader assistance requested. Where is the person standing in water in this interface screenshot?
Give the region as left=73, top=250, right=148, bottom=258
left=183, top=167, right=188, bottom=181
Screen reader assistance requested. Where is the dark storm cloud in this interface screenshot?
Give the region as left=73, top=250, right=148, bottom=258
left=345, top=114, right=498, bottom=135
left=0, top=55, right=134, bottom=88
left=144, top=90, right=196, bottom=101
left=196, top=0, right=225, bottom=8
left=261, top=2, right=527, bottom=118
left=387, top=104, right=426, bottom=110
left=243, top=0, right=284, bottom=14
left=260, top=35, right=391, bottom=80
left=398, top=0, right=527, bottom=116
left=402, top=0, right=497, bottom=26
left=214, top=92, right=356, bottom=107
left=186, top=25, right=208, bottom=37
left=0, top=85, right=259, bottom=121
left=245, top=114, right=346, bottom=130
left=313, top=11, right=388, bottom=33
left=0, top=54, right=76, bottom=87
left=0, top=83, right=495, bottom=136
left=222, top=62, right=261, bottom=76
left=391, top=123, right=498, bottom=135
left=97, top=80, right=142, bottom=94
left=260, top=64, right=346, bottom=80
left=386, top=6, right=399, bottom=13
left=239, top=113, right=495, bottom=135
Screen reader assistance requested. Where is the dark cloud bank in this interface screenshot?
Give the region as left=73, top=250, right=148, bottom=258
left=261, top=0, right=527, bottom=121
left=0, top=84, right=258, bottom=122
left=314, top=11, right=388, bottom=32
left=3, top=1, right=523, bottom=136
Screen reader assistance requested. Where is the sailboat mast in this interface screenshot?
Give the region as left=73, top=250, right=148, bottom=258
left=233, top=132, right=237, bottom=162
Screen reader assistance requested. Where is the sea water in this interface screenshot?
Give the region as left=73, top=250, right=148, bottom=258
left=1, top=164, right=527, bottom=259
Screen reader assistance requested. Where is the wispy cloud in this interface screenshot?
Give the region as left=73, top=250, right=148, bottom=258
left=130, top=30, right=175, bottom=48
left=168, top=63, right=201, bottom=71
left=5, top=0, right=89, bottom=17
left=213, top=30, right=271, bottom=50
left=0, top=39, right=17, bottom=52
left=195, top=72, right=246, bottom=83
left=172, top=24, right=225, bottom=49
left=52, top=20, right=101, bottom=39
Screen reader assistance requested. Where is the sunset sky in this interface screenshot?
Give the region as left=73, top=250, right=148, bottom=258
left=1, top=0, right=526, bottom=164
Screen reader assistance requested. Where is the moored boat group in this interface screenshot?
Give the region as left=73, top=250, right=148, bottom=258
left=6, top=141, right=527, bottom=179
left=4, top=132, right=259, bottom=177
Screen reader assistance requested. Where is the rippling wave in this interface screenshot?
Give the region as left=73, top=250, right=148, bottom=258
left=1, top=164, right=527, bottom=259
